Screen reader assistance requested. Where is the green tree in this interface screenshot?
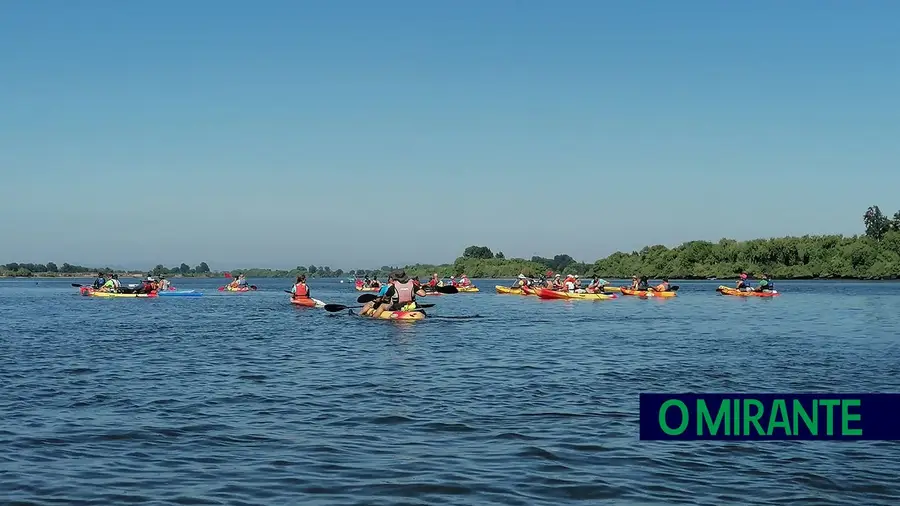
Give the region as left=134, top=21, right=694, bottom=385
left=179, top=263, right=191, bottom=275
left=195, top=262, right=210, bottom=273
left=463, top=246, right=494, bottom=259
left=308, top=265, right=317, bottom=274
left=864, top=205, right=891, bottom=239
left=46, top=262, right=58, bottom=273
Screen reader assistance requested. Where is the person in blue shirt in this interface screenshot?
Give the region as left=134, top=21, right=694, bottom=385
left=92, top=272, right=106, bottom=289
left=377, top=274, right=393, bottom=297
left=236, top=274, right=249, bottom=287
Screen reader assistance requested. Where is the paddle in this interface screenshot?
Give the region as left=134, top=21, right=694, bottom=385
left=324, top=303, right=435, bottom=313
left=424, top=285, right=458, bottom=294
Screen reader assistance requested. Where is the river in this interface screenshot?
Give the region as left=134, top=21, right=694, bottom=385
left=1, top=278, right=898, bottom=505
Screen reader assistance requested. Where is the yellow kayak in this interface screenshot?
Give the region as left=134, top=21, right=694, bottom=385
left=80, top=287, right=157, bottom=298
left=456, top=286, right=479, bottom=293
left=621, top=288, right=677, bottom=298
left=602, top=286, right=622, bottom=293
left=536, top=288, right=617, bottom=300
left=360, top=308, right=426, bottom=320
left=495, top=285, right=524, bottom=295
left=355, top=286, right=380, bottom=292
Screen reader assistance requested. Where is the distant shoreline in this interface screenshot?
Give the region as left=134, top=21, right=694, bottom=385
left=3, top=273, right=898, bottom=282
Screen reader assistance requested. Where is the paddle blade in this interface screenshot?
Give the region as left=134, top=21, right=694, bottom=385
left=71, top=283, right=83, bottom=287
left=250, top=285, right=257, bottom=290
left=670, top=285, right=680, bottom=291
left=435, top=285, right=458, bottom=294
left=224, top=272, right=232, bottom=278
left=284, top=290, right=293, bottom=294
left=357, top=294, right=378, bottom=303
left=324, top=304, right=350, bottom=312
left=217, top=286, right=225, bottom=291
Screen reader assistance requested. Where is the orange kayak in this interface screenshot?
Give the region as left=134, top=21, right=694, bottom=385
left=355, top=286, right=379, bottom=292
left=717, top=286, right=780, bottom=297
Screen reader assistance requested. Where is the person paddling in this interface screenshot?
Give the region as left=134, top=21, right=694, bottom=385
left=92, top=272, right=106, bottom=289
left=652, top=278, right=670, bottom=292
left=291, top=274, right=311, bottom=299
left=158, top=276, right=171, bottom=291
left=361, top=270, right=426, bottom=318
left=735, top=273, right=751, bottom=291
left=637, top=276, right=650, bottom=291
left=755, top=274, right=774, bottom=292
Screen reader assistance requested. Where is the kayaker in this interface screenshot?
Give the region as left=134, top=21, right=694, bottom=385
left=428, top=273, right=440, bottom=288
left=236, top=274, right=249, bottom=288
left=512, top=274, right=528, bottom=288
left=158, top=276, right=171, bottom=291
left=652, top=278, right=670, bottom=292
left=449, top=275, right=459, bottom=287
left=586, top=276, right=607, bottom=293
left=755, top=274, right=774, bottom=292
left=626, top=275, right=639, bottom=290
left=563, top=274, right=577, bottom=292
left=637, top=276, right=650, bottom=290
left=92, top=272, right=106, bottom=289
left=361, top=269, right=427, bottom=318
left=459, top=274, right=471, bottom=287
left=355, top=278, right=364, bottom=289
left=100, top=274, right=119, bottom=292
left=291, top=274, right=311, bottom=299
left=370, top=276, right=381, bottom=288
left=374, top=273, right=395, bottom=297
left=735, top=273, right=751, bottom=291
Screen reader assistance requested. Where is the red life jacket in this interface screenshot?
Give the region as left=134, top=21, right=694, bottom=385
left=293, top=283, right=308, bottom=297
left=392, top=280, right=415, bottom=304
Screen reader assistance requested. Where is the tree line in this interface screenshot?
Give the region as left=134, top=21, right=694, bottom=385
left=4, top=205, right=900, bottom=279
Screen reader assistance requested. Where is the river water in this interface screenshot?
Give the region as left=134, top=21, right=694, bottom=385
left=1, top=278, right=898, bottom=505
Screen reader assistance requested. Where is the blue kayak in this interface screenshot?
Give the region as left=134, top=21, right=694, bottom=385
left=157, top=290, right=202, bottom=297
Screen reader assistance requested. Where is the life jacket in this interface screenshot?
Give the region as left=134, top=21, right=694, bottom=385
left=451, top=279, right=459, bottom=287
left=655, top=282, right=669, bottom=291
left=93, top=277, right=105, bottom=289
left=392, top=280, right=415, bottom=304
left=428, top=278, right=437, bottom=287
left=293, top=282, right=308, bottom=297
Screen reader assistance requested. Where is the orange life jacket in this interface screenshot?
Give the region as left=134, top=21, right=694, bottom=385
left=293, top=283, right=309, bottom=297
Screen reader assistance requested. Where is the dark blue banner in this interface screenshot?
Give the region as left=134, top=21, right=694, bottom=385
left=640, top=393, right=900, bottom=440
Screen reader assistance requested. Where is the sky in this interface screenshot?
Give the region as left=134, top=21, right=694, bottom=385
left=2, top=0, right=898, bottom=270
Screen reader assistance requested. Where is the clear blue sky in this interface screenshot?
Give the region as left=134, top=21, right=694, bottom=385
left=2, top=0, right=898, bottom=270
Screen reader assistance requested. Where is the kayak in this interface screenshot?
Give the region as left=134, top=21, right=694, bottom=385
left=80, top=287, right=157, bottom=298
left=223, top=286, right=253, bottom=292
left=717, top=286, right=780, bottom=297
left=620, top=288, right=677, bottom=298
left=360, top=308, right=426, bottom=320
left=495, top=285, right=525, bottom=295
left=456, top=286, right=479, bottom=293
left=355, top=286, right=380, bottom=292
left=535, top=288, right=617, bottom=300
left=290, top=297, right=326, bottom=308
left=157, top=290, right=202, bottom=297
left=602, top=286, right=623, bottom=293
left=521, top=286, right=540, bottom=296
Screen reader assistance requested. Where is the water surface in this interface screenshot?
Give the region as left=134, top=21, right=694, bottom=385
left=1, top=278, right=899, bottom=505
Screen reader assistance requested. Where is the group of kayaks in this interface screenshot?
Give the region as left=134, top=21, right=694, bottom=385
left=496, top=284, right=779, bottom=298
left=77, top=286, right=202, bottom=297
left=495, top=285, right=678, bottom=299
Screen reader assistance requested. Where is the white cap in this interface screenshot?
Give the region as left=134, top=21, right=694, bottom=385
left=518, top=274, right=526, bottom=278
left=147, top=276, right=155, bottom=281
